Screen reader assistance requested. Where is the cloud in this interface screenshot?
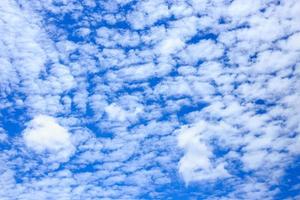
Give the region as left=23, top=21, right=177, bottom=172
left=0, top=0, right=299, bottom=199
left=0, top=127, right=7, bottom=142
left=179, top=39, right=224, bottom=64
left=23, top=115, right=74, bottom=161
left=177, top=121, right=230, bottom=184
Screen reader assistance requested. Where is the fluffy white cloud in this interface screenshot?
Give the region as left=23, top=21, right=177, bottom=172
left=23, top=115, right=74, bottom=161
left=177, top=121, right=229, bottom=183
left=0, top=0, right=299, bottom=199
left=179, top=39, right=224, bottom=64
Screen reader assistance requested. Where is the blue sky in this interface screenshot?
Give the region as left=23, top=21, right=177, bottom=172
left=0, top=0, right=300, bottom=199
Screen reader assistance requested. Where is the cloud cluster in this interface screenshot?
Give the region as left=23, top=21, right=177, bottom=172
left=0, top=0, right=299, bottom=199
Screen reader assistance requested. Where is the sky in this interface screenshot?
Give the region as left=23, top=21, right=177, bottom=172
left=0, top=0, right=300, bottom=199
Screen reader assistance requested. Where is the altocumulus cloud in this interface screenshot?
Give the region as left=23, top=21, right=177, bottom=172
left=23, top=115, right=74, bottom=162
left=0, top=0, right=300, bottom=199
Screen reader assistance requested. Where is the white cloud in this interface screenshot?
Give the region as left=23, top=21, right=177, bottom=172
left=179, top=39, right=224, bottom=64
left=227, top=0, right=261, bottom=18
left=0, top=0, right=300, bottom=199
left=105, top=103, right=128, bottom=122
left=0, top=127, right=7, bottom=142
left=177, top=121, right=229, bottom=183
left=23, top=115, right=74, bottom=161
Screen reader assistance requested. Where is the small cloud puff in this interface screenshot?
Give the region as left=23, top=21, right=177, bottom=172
left=23, top=115, right=74, bottom=162
left=177, top=121, right=229, bottom=184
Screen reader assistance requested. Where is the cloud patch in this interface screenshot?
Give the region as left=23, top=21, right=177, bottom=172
left=23, top=115, right=74, bottom=161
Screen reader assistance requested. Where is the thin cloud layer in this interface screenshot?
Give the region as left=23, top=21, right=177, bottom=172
left=0, top=0, right=299, bottom=199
